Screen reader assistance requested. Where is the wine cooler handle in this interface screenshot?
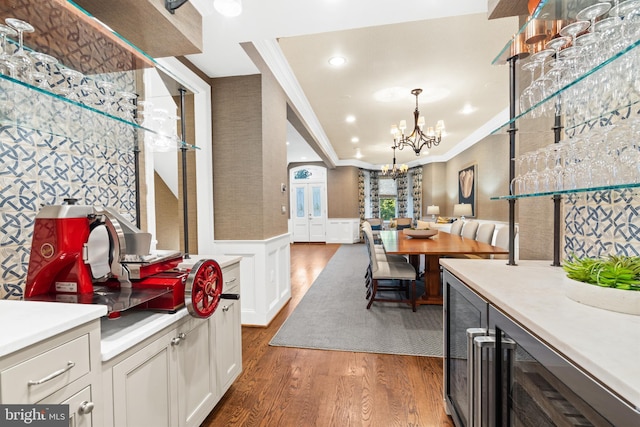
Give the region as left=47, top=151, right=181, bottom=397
left=466, top=328, right=487, bottom=427
left=474, top=335, right=496, bottom=427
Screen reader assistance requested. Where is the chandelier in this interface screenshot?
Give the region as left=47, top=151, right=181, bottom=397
left=381, top=145, right=408, bottom=180
left=390, top=88, right=445, bottom=156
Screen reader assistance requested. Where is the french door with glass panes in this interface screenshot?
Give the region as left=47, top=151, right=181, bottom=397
left=291, top=182, right=326, bottom=242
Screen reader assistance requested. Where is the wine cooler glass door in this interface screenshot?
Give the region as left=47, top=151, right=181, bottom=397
left=490, top=306, right=638, bottom=426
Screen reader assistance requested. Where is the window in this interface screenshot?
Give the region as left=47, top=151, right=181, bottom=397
left=379, top=178, right=397, bottom=221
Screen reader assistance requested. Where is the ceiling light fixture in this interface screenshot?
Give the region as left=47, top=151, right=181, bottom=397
left=390, top=88, right=445, bottom=156
left=351, top=137, right=359, bottom=143
left=381, top=145, right=408, bottom=180
left=213, top=0, right=242, bottom=17
left=345, top=115, right=356, bottom=123
left=328, top=56, right=346, bottom=66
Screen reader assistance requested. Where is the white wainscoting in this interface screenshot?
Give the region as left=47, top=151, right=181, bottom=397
left=326, top=218, right=360, bottom=244
left=213, top=233, right=291, bottom=326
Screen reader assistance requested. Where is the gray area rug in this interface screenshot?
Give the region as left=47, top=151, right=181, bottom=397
left=269, top=244, right=443, bottom=357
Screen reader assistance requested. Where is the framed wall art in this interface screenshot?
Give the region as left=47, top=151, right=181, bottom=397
left=458, top=164, right=476, bottom=217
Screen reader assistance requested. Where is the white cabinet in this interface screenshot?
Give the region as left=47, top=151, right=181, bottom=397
left=102, top=259, right=242, bottom=427
left=0, top=319, right=103, bottom=427
left=177, top=317, right=217, bottom=427
left=110, top=317, right=214, bottom=427
left=215, top=263, right=242, bottom=395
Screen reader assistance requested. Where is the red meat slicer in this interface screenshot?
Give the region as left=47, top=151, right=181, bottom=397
left=25, top=200, right=235, bottom=319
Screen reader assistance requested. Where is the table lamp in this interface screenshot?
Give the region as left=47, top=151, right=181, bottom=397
left=426, top=205, right=440, bottom=221
left=453, top=203, right=472, bottom=221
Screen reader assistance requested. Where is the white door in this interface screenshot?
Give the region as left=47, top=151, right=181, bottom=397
left=292, top=182, right=326, bottom=242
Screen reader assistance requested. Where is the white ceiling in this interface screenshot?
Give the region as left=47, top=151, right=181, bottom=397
left=187, top=0, right=519, bottom=168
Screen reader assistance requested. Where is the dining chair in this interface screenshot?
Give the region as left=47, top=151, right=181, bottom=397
left=475, top=223, right=495, bottom=244
left=362, top=226, right=416, bottom=311
left=362, top=222, right=408, bottom=299
left=365, top=218, right=383, bottom=230
left=491, top=226, right=516, bottom=259
left=461, top=221, right=479, bottom=239
left=394, top=217, right=413, bottom=230
left=449, top=220, right=463, bottom=235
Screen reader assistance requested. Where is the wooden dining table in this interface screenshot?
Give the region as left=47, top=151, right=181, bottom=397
left=379, top=230, right=508, bottom=305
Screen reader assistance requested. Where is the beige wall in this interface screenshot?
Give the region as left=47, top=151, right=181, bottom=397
left=327, top=166, right=360, bottom=218
left=154, top=171, right=180, bottom=250
left=420, top=135, right=510, bottom=221
left=211, top=74, right=288, bottom=240
left=421, top=162, right=447, bottom=216
left=442, top=135, right=510, bottom=221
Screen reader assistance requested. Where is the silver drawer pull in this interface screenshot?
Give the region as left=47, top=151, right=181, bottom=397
left=222, top=305, right=230, bottom=312
left=78, top=401, right=94, bottom=415
left=224, top=277, right=237, bottom=285
left=171, top=332, right=186, bottom=346
left=28, top=361, right=75, bottom=386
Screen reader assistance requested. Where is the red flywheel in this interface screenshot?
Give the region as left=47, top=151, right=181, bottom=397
left=185, top=259, right=223, bottom=318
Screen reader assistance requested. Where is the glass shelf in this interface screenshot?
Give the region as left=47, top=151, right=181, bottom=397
left=0, top=75, right=197, bottom=151
left=493, top=0, right=606, bottom=65
left=490, top=38, right=640, bottom=136
left=491, top=182, right=640, bottom=200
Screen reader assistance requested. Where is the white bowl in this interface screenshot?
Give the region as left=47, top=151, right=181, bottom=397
left=402, top=228, right=438, bottom=238
left=564, top=277, right=640, bottom=316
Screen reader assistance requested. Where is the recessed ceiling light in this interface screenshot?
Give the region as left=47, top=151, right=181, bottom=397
left=460, top=103, right=477, bottom=115
left=213, top=0, right=242, bottom=17
left=286, top=141, right=290, bottom=145
left=345, top=115, right=356, bottom=123
left=328, top=56, right=346, bottom=66
left=355, top=150, right=363, bottom=159
left=301, top=156, right=307, bottom=160
left=351, top=137, right=359, bottom=143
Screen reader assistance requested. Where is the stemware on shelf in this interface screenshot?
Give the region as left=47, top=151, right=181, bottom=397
left=528, top=48, right=555, bottom=118
left=5, top=18, right=34, bottom=84
left=30, top=51, right=58, bottom=91
left=520, top=61, right=539, bottom=114
left=577, top=2, right=613, bottom=31
left=59, top=68, right=84, bottom=101
left=0, top=24, right=17, bottom=78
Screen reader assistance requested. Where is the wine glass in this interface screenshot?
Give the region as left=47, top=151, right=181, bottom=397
left=96, top=80, right=117, bottom=114
left=528, top=48, right=555, bottom=117
left=5, top=18, right=34, bottom=83
left=0, top=24, right=17, bottom=77
left=30, top=52, right=57, bottom=91
left=577, top=2, right=613, bottom=35
left=59, top=68, right=84, bottom=101
left=117, top=91, right=137, bottom=121
left=519, top=61, right=539, bottom=114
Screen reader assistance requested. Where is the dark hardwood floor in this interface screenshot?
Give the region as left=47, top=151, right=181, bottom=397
left=201, top=243, right=454, bottom=427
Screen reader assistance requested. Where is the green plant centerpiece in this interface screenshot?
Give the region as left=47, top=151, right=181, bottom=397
left=563, top=255, right=640, bottom=291
left=562, top=254, right=640, bottom=315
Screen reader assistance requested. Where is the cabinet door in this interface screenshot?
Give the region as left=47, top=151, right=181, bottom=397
left=112, top=330, right=178, bottom=427
left=215, top=297, right=242, bottom=395
left=176, top=318, right=217, bottom=427
left=62, top=386, right=93, bottom=427
left=38, top=385, right=94, bottom=427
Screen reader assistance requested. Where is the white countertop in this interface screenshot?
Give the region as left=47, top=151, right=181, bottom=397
left=0, top=300, right=107, bottom=358
left=440, top=259, right=640, bottom=410
left=178, top=254, right=241, bottom=270
left=102, top=254, right=241, bottom=361
left=100, top=308, right=189, bottom=361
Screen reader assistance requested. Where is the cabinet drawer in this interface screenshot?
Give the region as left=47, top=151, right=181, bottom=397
left=1, top=334, right=90, bottom=403
left=222, top=263, right=240, bottom=293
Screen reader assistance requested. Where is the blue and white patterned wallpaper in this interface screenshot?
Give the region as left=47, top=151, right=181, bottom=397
left=564, top=189, right=640, bottom=259
left=0, top=72, right=137, bottom=300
